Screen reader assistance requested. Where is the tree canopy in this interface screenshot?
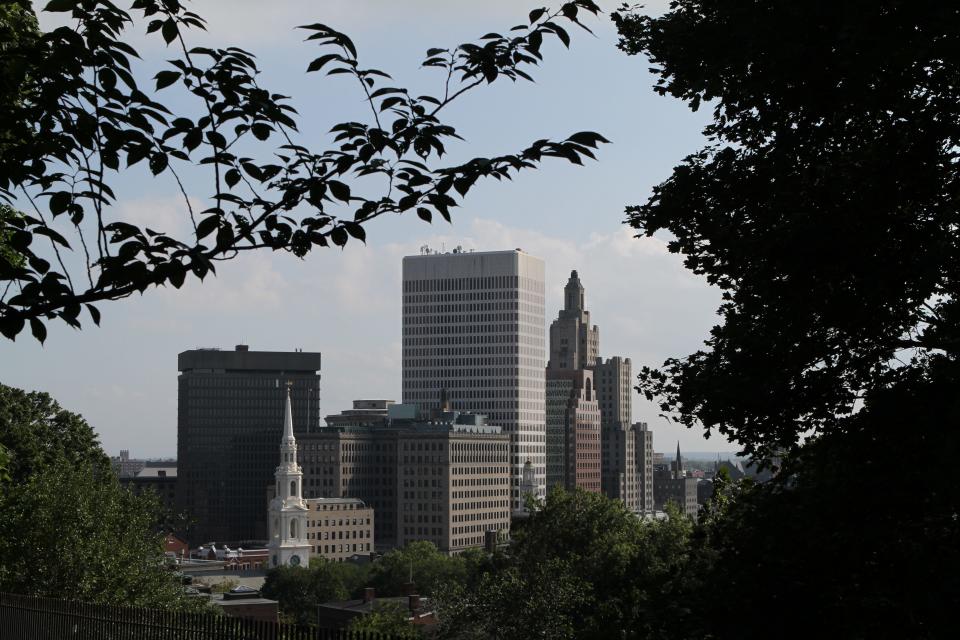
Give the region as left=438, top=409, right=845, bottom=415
left=0, top=0, right=607, bottom=342
left=614, top=0, right=960, bottom=461
left=435, top=488, right=695, bottom=640
left=611, top=2, right=960, bottom=637
left=0, top=382, right=108, bottom=482
left=0, top=383, right=202, bottom=610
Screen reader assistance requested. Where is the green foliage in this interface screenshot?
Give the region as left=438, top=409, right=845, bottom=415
left=612, top=3, right=960, bottom=636
left=0, top=443, right=10, bottom=483
left=678, top=357, right=960, bottom=640
left=0, top=456, right=204, bottom=610
left=262, top=559, right=358, bottom=626
left=370, top=540, right=466, bottom=598
left=0, top=383, right=200, bottom=610
left=0, top=0, right=606, bottom=342
left=348, top=601, right=423, bottom=639
left=0, top=382, right=109, bottom=483
left=614, top=0, right=960, bottom=461
left=0, top=204, right=25, bottom=269
left=436, top=488, right=695, bottom=640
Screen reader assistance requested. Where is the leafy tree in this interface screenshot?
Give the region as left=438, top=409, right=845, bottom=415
left=612, top=2, right=960, bottom=637
left=675, top=358, right=960, bottom=640
left=369, top=540, right=466, bottom=598
left=0, top=0, right=607, bottom=342
left=0, top=456, right=205, bottom=609
left=348, top=601, right=423, bottom=639
left=0, top=383, right=198, bottom=609
left=261, top=558, right=364, bottom=626
left=0, top=382, right=108, bottom=483
left=436, top=488, right=695, bottom=640
left=614, top=0, right=960, bottom=461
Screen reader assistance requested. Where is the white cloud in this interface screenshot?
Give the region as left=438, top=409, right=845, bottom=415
left=116, top=195, right=202, bottom=240
left=295, top=216, right=726, bottom=450
left=153, top=251, right=290, bottom=315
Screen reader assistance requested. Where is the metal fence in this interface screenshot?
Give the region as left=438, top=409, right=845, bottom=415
left=0, top=593, right=396, bottom=640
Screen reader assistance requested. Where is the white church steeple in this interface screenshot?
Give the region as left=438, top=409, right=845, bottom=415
left=267, top=383, right=311, bottom=568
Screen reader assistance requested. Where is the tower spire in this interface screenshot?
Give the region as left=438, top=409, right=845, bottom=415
left=564, top=270, right=585, bottom=311
left=268, top=383, right=310, bottom=568
left=675, top=441, right=683, bottom=479
left=283, top=383, right=295, bottom=443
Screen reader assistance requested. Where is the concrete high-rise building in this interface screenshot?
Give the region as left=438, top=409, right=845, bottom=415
left=545, top=369, right=601, bottom=493
left=177, top=345, right=322, bottom=543
left=632, top=422, right=654, bottom=512
left=594, top=356, right=638, bottom=511
left=402, top=249, right=546, bottom=509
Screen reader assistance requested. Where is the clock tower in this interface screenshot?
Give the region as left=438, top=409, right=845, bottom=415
left=267, top=384, right=311, bottom=568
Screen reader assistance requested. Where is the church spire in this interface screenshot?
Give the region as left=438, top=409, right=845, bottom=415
left=282, top=383, right=295, bottom=444
left=674, top=441, right=683, bottom=479
left=268, top=383, right=310, bottom=568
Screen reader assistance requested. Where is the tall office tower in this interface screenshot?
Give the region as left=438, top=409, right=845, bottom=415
left=548, top=271, right=599, bottom=370
left=545, top=369, right=602, bottom=492
left=402, top=249, right=546, bottom=508
left=595, top=357, right=638, bottom=511
left=177, top=345, right=322, bottom=544
left=632, top=422, right=654, bottom=512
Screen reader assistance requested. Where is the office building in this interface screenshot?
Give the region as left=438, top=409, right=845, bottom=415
left=402, top=249, right=546, bottom=509
left=177, top=345, right=322, bottom=543
left=305, top=498, right=375, bottom=561
left=632, top=422, right=654, bottom=512
left=545, top=369, right=601, bottom=492
left=594, top=356, right=638, bottom=511
left=299, top=404, right=511, bottom=553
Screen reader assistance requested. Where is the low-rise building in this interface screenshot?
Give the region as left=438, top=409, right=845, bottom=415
left=306, top=498, right=375, bottom=561
left=120, top=463, right=178, bottom=514
left=652, top=443, right=699, bottom=518
left=325, top=400, right=395, bottom=428
left=211, top=587, right=278, bottom=622
left=317, top=588, right=435, bottom=630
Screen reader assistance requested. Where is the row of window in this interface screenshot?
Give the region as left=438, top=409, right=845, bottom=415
left=316, top=543, right=371, bottom=555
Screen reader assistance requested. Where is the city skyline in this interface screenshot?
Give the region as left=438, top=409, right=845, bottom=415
left=0, top=239, right=732, bottom=457
left=1, top=1, right=729, bottom=457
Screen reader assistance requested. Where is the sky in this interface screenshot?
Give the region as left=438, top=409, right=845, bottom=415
left=0, top=1, right=736, bottom=457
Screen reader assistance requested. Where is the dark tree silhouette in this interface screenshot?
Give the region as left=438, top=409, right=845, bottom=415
left=0, top=0, right=607, bottom=342
left=614, top=3, right=960, bottom=637
left=615, top=0, right=960, bottom=461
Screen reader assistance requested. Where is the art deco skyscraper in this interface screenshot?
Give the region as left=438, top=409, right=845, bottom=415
left=546, top=270, right=639, bottom=511
left=402, top=249, right=546, bottom=509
